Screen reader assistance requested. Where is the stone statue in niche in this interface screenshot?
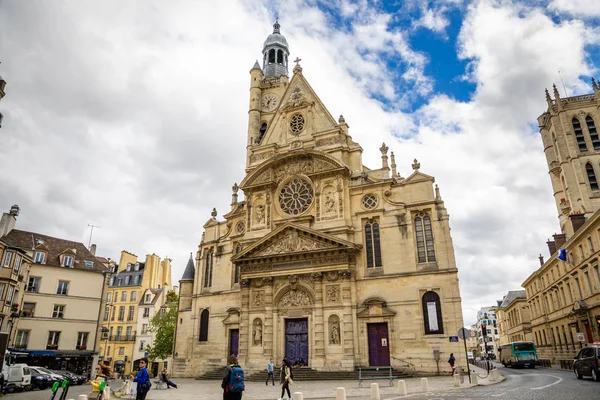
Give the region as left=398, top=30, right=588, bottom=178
left=326, top=286, right=340, bottom=303
left=324, top=192, right=336, bottom=213
left=255, top=204, right=266, bottom=224
left=253, top=320, right=262, bottom=346
left=330, top=321, right=340, bottom=345
left=253, top=291, right=264, bottom=307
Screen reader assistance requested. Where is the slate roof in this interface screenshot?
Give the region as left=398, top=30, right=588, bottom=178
left=180, top=253, right=195, bottom=281
left=499, top=290, right=526, bottom=308
left=2, top=229, right=108, bottom=272
left=139, top=288, right=164, bottom=306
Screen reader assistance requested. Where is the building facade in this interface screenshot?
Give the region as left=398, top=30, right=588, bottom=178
left=100, top=251, right=172, bottom=376
left=496, top=290, right=532, bottom=346
left=174, top=22, right=465, bottom=377
left=522, top=82, right=600, bottom=362
left=475, top=307, right=499, bottom=358
left=0, top=205, right=108, bottom=372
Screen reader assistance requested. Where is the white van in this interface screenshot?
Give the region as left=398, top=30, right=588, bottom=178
left=6, top=363, right=31, bottom=392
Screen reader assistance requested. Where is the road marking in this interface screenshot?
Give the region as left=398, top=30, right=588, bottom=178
left=530, top=374, right=563, bottom=390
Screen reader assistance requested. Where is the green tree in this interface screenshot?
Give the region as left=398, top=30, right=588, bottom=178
left=145, top=291, right=178, bottom=362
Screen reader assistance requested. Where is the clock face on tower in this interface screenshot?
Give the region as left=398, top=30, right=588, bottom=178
left=261, top=94, right=279, bottom=111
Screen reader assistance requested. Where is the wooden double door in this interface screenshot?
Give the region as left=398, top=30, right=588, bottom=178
left=285, top=318, right=309, bottom=364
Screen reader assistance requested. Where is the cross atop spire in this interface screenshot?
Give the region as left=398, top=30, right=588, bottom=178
left=273, top=19, right=281, bottom=34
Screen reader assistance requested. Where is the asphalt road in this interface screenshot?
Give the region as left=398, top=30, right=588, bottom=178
left=383, top=365, right=600, bottom=400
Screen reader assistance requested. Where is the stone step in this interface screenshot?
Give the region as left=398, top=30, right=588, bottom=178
left=196, top=367, right=412, bottom=381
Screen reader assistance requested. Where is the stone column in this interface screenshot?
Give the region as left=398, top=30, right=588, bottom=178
left=341, top=269, right=357, bottom=369
left=264, top=277, right=274, bottom=357
left=311, top=272, right=325, bottom=368
left=239, top=279, right=251, bottom=365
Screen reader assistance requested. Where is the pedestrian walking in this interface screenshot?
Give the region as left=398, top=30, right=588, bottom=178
left=221, top=354, right=245, bottom=400
left=448, top=353, right=456, bottom=376
left=130, top=357, right=152, bottom=400
left=265, top=358, right=275, bottom=386
left=161, top=368, right=178, bottom=389
left=279, top=358, right=293, bottom=400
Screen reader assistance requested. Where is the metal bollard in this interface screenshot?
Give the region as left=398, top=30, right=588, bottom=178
left=472, top=373, right=479, bottom=385
left=398, top=379, right=407, bottom=396
left=292, top=392, right=304, bottom=400
left=370, top=382, right=380, bottom=400
left=420, top=377, right=429, bottom=392
left=336, top=387, right=347, bottom=400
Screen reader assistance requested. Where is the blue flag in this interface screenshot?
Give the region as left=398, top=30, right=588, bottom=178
left=557, top=248, right=567, bottom=262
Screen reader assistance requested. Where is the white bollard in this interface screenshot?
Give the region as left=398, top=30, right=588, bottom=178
left=370, top=382, right=380, bottom=400
left=336, top=387, right=347, bottom=400
left=77, top=396, right=87, bottom=400
left=292, top=392, right=304, bottom=400
left=472, top=373, right=479, bottom=385
left=453, top=373, right=461, bottom=387
left=420, top=377, right=429, bottom=392
left=397, top=379, right=407, bottom=396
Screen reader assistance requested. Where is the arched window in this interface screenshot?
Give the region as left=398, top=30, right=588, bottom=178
left=257, top=123, right=267, bottom=144
left=203, top=250, right=213, bottom=288
left=573, top=118, right=587, bottom=152
left=268, top=49, right=276, bottom=63
left=586, top=163, right=599, bottom=191
left=364, top=220, right=382, bottom=268
left=199, top=309, right=209, bottom=342
left=234, top=245, right=242, bottom=284
left=277, top=50, right=283, bottom=64
left=586, top=116, right=600, bottom=150
left=422, top=291, right=444, bottom=334
left=415, top=216, right=436, bottom=263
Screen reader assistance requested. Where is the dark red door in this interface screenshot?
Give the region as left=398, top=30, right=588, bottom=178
left=368, top=323, right=390, bottom=366
left=285, top=319, right=309, bottom=365
left=583, top=321, right=593, bottom=343
left=229, top=329, right=239, bottom=356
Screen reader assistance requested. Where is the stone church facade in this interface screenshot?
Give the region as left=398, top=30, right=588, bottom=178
left=174, top=22, right=465, bottom=377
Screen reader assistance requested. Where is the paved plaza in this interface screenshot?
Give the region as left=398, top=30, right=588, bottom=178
left=5, top=365, right=500, bottom=400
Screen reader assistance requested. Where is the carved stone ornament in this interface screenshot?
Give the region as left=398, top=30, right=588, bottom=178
left=339, top=270, right=352, bottom=279
left=325, top=271, right=340, bottom=282
left=255, top=204, right=266, bottom=224
left=252, top=291, right=265, bottom=307
left=549, top=160, right=561, bottom=178
left=316, top=136, right=341, bottom=147
left=278, top=288, right=313, bottom=307
left=240, top=279, right=250, bottom=288
left=324, top=191, right=336, bottom=214
left=326, top=285, right=340, bottom=303
left=287, top=86, right=307, bottom=108
left=242, top=264, right=272, bottom=273
left=254, top=230, right=333, bottom=256
left=310, top=272, right=323, bottom=282
left=250, top=152, right=275, bottom=164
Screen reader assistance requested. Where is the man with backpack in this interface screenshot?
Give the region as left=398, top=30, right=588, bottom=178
left=221, top=354, right=244, bottom=400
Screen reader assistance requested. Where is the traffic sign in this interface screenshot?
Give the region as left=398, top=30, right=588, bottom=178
left=576, top=332, right=585, bottom=342
left=457, top=327, right=469, bottom=340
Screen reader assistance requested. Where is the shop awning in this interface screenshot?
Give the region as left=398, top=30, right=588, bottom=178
left=28, top=350, right=57, bottom=357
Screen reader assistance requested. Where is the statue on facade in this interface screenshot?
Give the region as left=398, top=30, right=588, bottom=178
left=253, top=320, right=262, bottom=346
left=330, top=322, right=340, bottom=345
left=256, top=204, right=266, bottom=224
left=324, top=192, right=336, bottom=213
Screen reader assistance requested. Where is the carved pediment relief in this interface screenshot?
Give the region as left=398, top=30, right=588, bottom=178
left=254, top=230, right=333, bottom=256
left=278, top=287, right=313, bottom=307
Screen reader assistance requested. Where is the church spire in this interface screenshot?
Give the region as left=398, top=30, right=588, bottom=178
left=262, top=21, right=290, bottom=78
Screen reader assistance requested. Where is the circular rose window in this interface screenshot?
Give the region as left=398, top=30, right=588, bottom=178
left=290, top=114, right=305, bottom=134
left=362, top=194, right=378, bottom=209
left=235, top=221, right=245, bottom=234
left=279, top=177, right=314, bottom=216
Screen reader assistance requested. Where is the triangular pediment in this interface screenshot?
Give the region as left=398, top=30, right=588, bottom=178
left=233, top=223, right=359, bottom=262
left=404, top=170, right=435, bottom=184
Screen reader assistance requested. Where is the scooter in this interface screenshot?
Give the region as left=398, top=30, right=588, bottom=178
left=49, top=379, right=70, bottom=400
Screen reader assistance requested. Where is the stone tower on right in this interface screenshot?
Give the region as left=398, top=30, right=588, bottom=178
left=538, top=80, right=600, bottom=238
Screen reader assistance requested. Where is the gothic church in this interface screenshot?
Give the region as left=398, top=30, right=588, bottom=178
left=174, top=22, right=465, bottom=376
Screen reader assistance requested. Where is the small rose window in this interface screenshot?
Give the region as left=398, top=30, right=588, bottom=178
left=279, top=177, right=314, bottom=216
left=235, top=221, right=245, bottom=234
left=290, top=114, right=305, bottom=134
left=362, top=194, right=378, bottom=209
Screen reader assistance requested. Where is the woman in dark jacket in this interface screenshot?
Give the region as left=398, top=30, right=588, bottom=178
left=279, top=358, right=293, bottom=400
left=221, top=354, right=243, bottom=400
left=130, top=358, right=150, bottom=400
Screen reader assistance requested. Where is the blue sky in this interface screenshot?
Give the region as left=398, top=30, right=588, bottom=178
left=1, top=0, right=600, bottom=327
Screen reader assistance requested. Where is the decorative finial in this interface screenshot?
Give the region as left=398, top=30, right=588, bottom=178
left=412, top=159, right=420, bottom=170
left=390, top=151, right=397, bottom=177
left=553, top=83, right=561, bottom=98
left=211, top=208, right=217, bottom=218
left=338, top=115, right=345, bottom=124
left=232, top=183, right=239, bottom=194
left=545, top=88, right=553, bottom=108
left=293, top=57, right=302, bottom=73
left=435, top=184, right=442, bottom=201
left=273, top=20, right=281, bottom=34
left=189, top=252, right=193, bottom=259
left=231, top=183, right=239, bottom=207
left=379, top=143, right=389, bottom=155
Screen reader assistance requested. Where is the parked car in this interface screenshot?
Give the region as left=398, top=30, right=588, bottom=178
left=574, top=343, right=600, bottom=381
left=29, top=367, right=63, bottom=384
left=51, top=369, right=85, bottom=385
left=30, top=371, right=52, bottom=390
left=5, top=363, right=32, bottom=392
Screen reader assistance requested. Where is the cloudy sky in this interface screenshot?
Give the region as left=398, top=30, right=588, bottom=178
left=1, top=0, right=599, bottom=326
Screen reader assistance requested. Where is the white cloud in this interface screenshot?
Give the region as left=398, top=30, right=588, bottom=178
left=549, top=0, right=600, bottom=18
left=413, top=5, right=451, bottom=33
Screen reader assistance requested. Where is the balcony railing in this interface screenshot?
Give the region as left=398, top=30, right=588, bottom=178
left=109, top=335, right=136, bottom=342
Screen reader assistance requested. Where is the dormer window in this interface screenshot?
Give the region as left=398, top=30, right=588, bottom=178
left=134, top=263, right=140, bottom=271
left=127, top=263, right=132, bottom=272
left=34, top=252, right=46, bottom=264
left=84, top=261, right=94, bottom=267
left=145, top=294, right=151, bottom=303
left=62, top=255, right=73, bottom=267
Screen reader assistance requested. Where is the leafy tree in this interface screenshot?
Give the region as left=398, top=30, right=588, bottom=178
left=145, top=291, right=178, bottom=361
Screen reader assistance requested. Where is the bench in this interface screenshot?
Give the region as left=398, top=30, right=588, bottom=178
left=357, top=367, right=393, bottom=388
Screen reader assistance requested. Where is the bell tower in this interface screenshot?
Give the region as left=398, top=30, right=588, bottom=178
left=262, top=21, right=289, bottom=78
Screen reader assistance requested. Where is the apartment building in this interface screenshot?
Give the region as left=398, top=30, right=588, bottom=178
left=496, top=290, right=533, bottom=346
left=475, top=307, right=499, bottom=358
left=100, top=251, right=171, bottom=376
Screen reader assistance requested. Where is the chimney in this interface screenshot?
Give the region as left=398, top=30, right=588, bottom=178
left=569, top=213, right=586, bottom=234
left=546, top=239, right=557, bottom=257
left=538, top=254, right=544, bottom=266
left=0, top=204, right=19, bottom=237
left=90, top=244, right=97, bottom=256
left=553, top=233, right=567, bottom=249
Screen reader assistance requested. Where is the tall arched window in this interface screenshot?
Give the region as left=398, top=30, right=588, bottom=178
left=586, top=116, right=600, bottom=150
left=199, top=309, right=209, bottom=342
left=422, top=291, right=444, bottom=334
left=586, top=163, right=599, bottom=191
left=234, top=245, right=242, bottom=284
left=364, top=220, right=382, bottom=268
left=277, top=50, right=283, bottom=64
left=203, top=250, right=213, bottom=288
left=257, top=123, right=267, bottom=144
left=268, top=49, right=276, bottom=63
left=415, top=215, right=436, bottom=263
left=573, top=118, right=588, bottom=152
